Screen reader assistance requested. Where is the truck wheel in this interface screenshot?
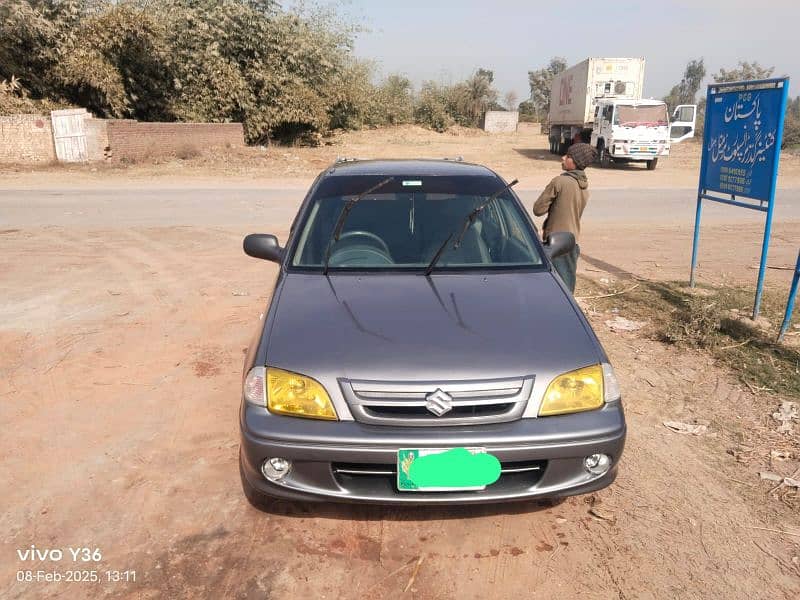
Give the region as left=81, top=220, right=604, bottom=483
left=598, top=145, right=611, bottom=168
left=646, top=158, right=658, bottom=170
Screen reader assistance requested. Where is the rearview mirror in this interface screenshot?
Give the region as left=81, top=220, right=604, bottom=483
left=243, top=234, right=283, bottom=263
left=544, top=231, right=576, bottom=260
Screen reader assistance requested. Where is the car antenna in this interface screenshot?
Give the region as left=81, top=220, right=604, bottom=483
left=425, top=178, right=518, bottom=276
left=323, top=176, right=394, bottom=275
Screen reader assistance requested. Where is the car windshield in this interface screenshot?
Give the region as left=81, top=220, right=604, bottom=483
left=290, top=175, right=544, bottom=271
left=614, top=104, right=669, bottom=127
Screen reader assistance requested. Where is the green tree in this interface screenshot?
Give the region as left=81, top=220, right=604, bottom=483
left=713, top=61, right=775, bottom=83
left=782, top=96, right=800, bottom=149
left=0, top=0, right=92, bottom=102
left=453, top=69, right=498, bottom=127
left=694, top=61, right=776, bottom=141
left=517, top=99, right=536, bottom=122
left=325, top=58, right=377, bottom=131
left=1, top=2, right=515, bottom=142
left=664, top=58, right=706, bottom=110
left=0, top=75, right=66, bottom=114
left=162, top=2, right=339, bottom=143
left=374, top=74, right=414, bottom=125
left=475, top=68, right=494, bottom=85
left=415, top=81, right=454, bottom=132
left=61, top=4, right=172, bottom=119
left=503, top=91, right=518, bottom=112
left=0, top=0, right=366, bottom=143
left=527, top=56, right=566, bottom=121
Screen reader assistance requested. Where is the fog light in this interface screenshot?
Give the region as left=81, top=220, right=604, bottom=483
left=261, top=457, right=292, bottom=481
left=584, top=454, right=611, bottom=476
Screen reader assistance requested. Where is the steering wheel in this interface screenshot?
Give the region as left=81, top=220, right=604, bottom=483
left=328, top=246, right=394, bottom=266
left=337, top=230, right=391, bottom=256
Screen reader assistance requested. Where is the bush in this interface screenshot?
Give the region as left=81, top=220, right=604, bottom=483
left=372, top=74, right=414, bottom=126
left=175, top=145, right=200, bottom=160
left=517, top=99, right=536, bottom=122
left=0, top=1, right=506, bottom=143
left=0, top=76, right=66, bottom=115
left=414, top=82, right=454, bottom=132
left=661, top=296, right=721, bottom=349
left=782, top=114, right=800, bottom=148
left=0, top=1, right=363, bottom=145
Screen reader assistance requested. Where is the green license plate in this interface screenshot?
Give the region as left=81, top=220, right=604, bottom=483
left=397, top=447, right=501, bottom=492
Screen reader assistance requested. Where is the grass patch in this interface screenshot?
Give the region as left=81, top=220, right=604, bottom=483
left=175, top=145, right=201, bottom=160
left=577, top=277, right=800, bottom=398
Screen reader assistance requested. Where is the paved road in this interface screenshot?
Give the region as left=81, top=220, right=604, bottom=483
left=1, top=187, right=798, bottom=227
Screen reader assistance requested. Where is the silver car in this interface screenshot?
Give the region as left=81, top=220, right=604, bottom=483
left=239, top=159, right=625, bottom=506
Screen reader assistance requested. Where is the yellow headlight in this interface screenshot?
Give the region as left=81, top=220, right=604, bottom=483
left=266, top=367, right=337, bottom=420
left=538, top=364, right=604, bottom=416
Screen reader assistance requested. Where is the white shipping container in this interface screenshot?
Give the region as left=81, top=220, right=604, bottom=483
left=548, top=58, right=646, bottom=127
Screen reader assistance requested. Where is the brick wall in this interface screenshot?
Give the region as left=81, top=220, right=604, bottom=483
left=106, top=121, right=245, bottom=162
left=85, top=117, right=110, bottom=161
left=0, top=114, right=56, bottom=162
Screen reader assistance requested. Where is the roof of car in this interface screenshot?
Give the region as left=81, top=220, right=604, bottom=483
left=324, top=159, right=499, bottom=178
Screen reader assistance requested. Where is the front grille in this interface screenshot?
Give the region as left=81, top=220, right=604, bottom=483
left=340, top=376, right=533, bottom=426
left=363, top=403, right=515, bottom=420
left=332, top=459, right=547, bottom=493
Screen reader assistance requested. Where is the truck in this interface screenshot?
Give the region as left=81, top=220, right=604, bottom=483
left=546, top=57, right=697, bottom=170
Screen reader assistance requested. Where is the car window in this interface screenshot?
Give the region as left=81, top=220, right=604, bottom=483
left=290, top=176, right=543, bottom=271
left=496, top=199, right=540, bottom=261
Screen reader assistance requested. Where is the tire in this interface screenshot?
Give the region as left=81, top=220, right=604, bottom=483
left=239, top=454, right=276, bottom=511
left=646, top=158, right=658, bottom=170
left=598, top=144, right=611, bottom=168
left=536, top=497, right=565, bottom=508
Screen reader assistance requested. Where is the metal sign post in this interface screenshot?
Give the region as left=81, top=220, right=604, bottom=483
left=689, top=77, right=790, bottom=319
left=777, top=250, right=800, bottom=342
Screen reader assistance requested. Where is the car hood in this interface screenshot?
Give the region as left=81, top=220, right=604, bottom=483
left=264, top=272, right=602, bottom=382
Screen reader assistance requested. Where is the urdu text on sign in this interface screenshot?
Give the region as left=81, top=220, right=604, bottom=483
left=701, top=85, right=784, bottom=201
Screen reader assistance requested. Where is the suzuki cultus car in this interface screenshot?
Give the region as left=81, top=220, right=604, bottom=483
left=239, top=159, right=625, bottom=506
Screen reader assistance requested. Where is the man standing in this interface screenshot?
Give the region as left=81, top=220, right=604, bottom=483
left=533, top=142, right=597, bottom=292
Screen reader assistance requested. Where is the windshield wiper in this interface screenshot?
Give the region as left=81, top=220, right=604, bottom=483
left=425, top=178, right=518, bottom=276
left=322, top=176, right=394, bottom=274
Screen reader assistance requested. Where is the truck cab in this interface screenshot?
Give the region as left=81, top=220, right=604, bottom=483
left=590, top=100, right=696, bottom=170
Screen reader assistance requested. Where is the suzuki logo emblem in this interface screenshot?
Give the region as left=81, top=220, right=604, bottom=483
left=425, top=389, right=453, bottom=416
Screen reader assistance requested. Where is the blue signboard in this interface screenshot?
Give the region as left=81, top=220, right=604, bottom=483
left=702, top=86, right=784, bottom=201
left=690, top=78, right=790, bottom=319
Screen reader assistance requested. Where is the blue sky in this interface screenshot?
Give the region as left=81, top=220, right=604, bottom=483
left=316, top=0, right=799, bottom=102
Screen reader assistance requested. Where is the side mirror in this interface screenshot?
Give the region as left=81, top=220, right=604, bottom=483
left=544, top=231, right=575, bottom=260
left=243, top=234, right=283, bottom=263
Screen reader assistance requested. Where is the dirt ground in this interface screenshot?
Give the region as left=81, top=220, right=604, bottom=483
left=2, top=127, right=799, bottom=599
left=3, top=123, right=800, bottom=191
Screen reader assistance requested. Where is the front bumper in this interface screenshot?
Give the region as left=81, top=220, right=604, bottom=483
left=240, top=402, right=626, bottom=505
left=611, top=143, right=670, bottom=159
